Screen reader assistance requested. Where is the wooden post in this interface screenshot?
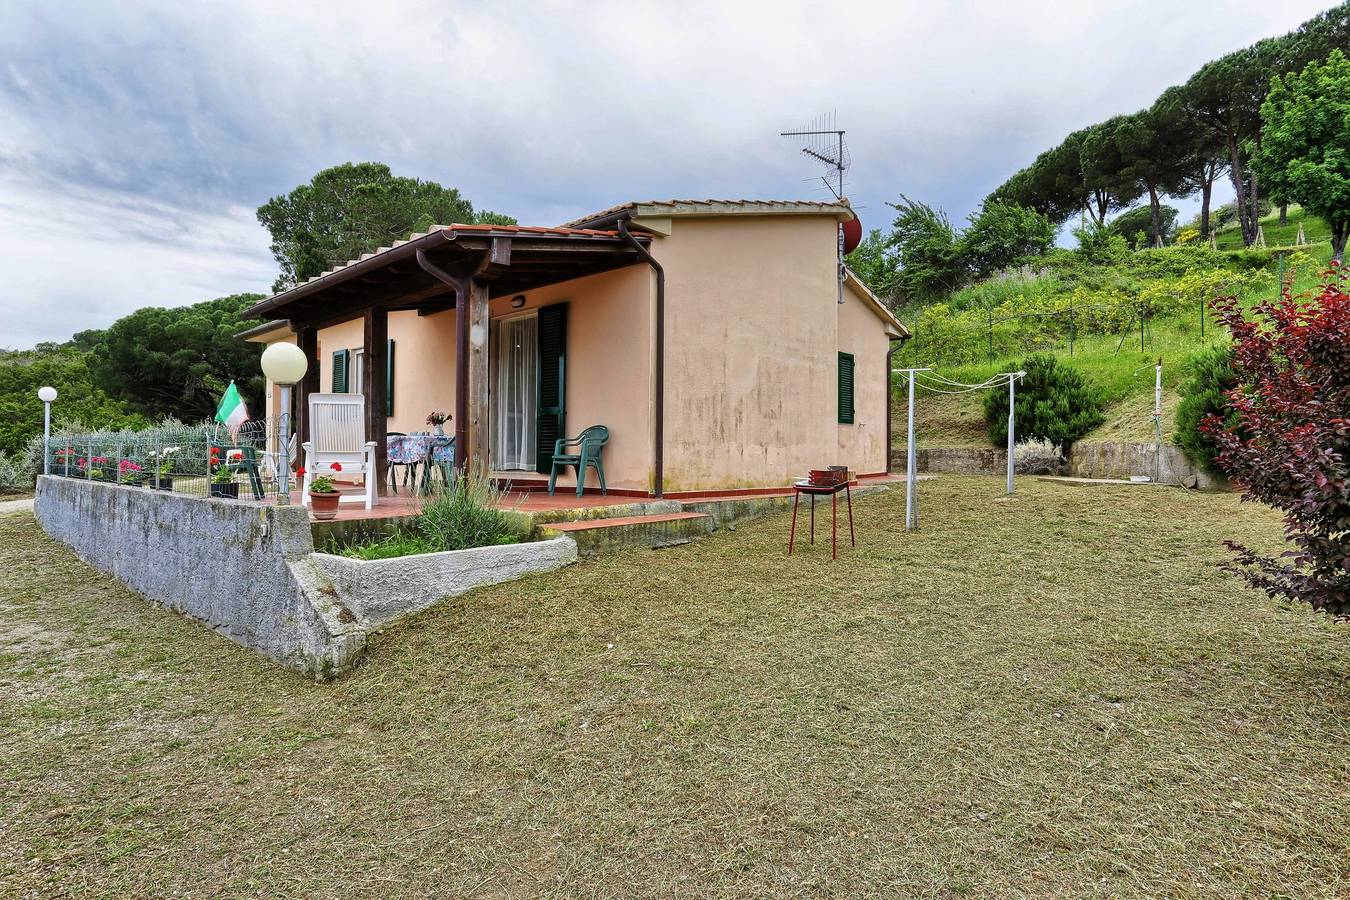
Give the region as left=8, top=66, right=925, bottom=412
left=467, top=277, right=491, bottom=479
left=364, top=308, right=388, bottom=494
left=295, top=325, right=319, bottom=449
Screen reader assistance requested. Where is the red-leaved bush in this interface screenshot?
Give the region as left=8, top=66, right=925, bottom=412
left=1202, top=263, right=1350, bottom=618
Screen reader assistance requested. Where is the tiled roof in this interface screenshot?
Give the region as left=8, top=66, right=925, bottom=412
left=288, top=223, right=632, bottom=288
left=560, top=198, right=854, bottom=228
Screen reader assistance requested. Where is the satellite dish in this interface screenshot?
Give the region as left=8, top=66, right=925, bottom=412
left=841, top=216, right=863, bottom=255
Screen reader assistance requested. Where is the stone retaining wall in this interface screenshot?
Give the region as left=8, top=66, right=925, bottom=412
left=34, top=476, right=365, bottom=678
left=313, top=537, right=576, bottom=624
left=34, top=477, right=579, bottom=679
left=891, top=442, right=1223, bottom=489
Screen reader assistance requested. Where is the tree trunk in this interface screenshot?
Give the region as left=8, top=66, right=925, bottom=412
left=1148, top=181, right=1163, bottom=247
left=1200, top=177, right=1213, bottom=239
left=1279, top=203, right=1288, bottom=226
left=1227, top=139, right=1255, bottom=247
left=1247, top=166, right=1261, bottom=241
left=1333, top=223, right=1347, bottom=263
left=1091, top=190, right=1108, bottom=228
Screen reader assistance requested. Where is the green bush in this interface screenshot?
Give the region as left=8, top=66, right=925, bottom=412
left=984, top=354, right=1105, bottom=452
left=1173, top=343, right=1235, bottom=476
left=0, top=452, right=26, bottom=494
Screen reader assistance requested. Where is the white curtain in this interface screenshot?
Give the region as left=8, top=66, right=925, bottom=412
left=492, top=315, right=538, bottom=470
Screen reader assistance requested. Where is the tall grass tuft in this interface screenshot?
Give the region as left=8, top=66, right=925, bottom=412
left=335, top=475, right=526, bottom=560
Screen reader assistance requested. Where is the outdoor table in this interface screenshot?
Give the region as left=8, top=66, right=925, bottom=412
left=386, top=433, right=454, bottom=492
left=787, top=479, right=855, bottom=559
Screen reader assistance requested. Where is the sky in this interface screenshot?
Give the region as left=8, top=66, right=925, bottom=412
left=0, top=0, right=1334, bottom=349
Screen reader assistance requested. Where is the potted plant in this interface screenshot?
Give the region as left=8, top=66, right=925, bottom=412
left=209, top=448, right=238, bottom=499
left=426, top=411, right=451, bottom=436
left=148, top=446, right=178, bottom=490
left=117, top=459, right=146, bottom=486
left=307, top=462, right=343, bottom=520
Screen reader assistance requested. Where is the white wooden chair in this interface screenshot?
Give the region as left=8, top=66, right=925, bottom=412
left=301, top=393, right=377, bottom=510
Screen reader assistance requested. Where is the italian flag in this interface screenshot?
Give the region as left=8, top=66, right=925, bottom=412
left=214, top=381, right=249, bottom=438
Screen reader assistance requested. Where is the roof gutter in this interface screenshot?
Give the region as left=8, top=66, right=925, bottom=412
left=617, top=218, right=665, bottom=498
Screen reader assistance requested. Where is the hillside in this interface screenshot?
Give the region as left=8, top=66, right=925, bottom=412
left=892, top=219, right=1336, bottom=451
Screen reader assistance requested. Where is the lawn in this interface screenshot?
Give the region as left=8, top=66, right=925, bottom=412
left=1, top=477, right=1347, bottom=897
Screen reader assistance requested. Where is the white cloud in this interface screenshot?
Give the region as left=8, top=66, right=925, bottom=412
left=0, top=0, right=1333, bottom=345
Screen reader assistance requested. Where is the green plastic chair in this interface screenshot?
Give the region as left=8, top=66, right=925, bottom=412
left=548, top=425, right=609, bottom=497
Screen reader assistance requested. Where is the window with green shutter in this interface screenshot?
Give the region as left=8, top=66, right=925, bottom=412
left=535, top=303, right=567, bottom=474
left=838, top=352, right=855, bottom=424
left=331, top=349, right=350, bottom=393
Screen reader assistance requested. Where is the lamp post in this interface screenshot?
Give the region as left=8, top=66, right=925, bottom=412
left=259, top=343, right=309, bottom=506
left=37, top=386, right=57, bottom=476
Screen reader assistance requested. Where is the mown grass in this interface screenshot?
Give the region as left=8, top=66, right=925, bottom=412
left=2, top=478, right=1347, bottom=897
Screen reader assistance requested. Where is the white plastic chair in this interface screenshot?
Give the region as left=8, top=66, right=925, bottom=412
left=301, top=393, right=377, bottom=510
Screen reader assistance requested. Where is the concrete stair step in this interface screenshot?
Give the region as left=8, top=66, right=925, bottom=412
left=542, top=511, right=713, bottom=556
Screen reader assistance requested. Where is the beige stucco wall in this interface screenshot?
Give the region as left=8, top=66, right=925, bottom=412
left=836, top=280, right=893, bottom=475
left=650, top=215, right=895, bottom=491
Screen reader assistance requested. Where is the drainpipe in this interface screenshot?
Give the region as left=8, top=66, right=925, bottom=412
left=416, top=248, right=488, bottom=472
left=617, top=218, right=665, bottom=498
left=886, top=334, right=910, bottom=474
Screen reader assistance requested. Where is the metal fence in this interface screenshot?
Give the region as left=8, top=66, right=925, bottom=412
left=45, top=419, right=293, bottom=503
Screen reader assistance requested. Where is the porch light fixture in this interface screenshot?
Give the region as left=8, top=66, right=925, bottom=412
left=260, top=342, right=309, bottom=505
left=37, top=386, right=57, bottom=475
left=511, top=294, right=526, bottom=309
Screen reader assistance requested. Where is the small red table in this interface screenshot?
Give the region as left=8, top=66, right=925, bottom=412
left=787, top=479, right=855, bottom=559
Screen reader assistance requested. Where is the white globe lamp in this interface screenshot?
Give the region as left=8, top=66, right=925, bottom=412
left=37, top=386, right=57, bottom=476
left=259, top=342, right=309, bottom=505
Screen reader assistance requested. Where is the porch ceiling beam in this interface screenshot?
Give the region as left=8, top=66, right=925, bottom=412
left=490, top=237, right=511, bottom=266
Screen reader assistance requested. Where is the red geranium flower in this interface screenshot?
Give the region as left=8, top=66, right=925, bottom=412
left=329, top=462, right=342, bottom=472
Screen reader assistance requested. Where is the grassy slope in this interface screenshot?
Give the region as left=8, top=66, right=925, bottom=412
left=3, top=480, right=1348, bottom=897
left=1213, top=204, right=1331, bottom=251
left=897, top=216, right=1337, bottom=450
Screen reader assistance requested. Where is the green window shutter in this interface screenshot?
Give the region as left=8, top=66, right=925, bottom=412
left=536, top=303, right=568, bottom=474
left=386, top=339, right=395, bottom=416
left=332, top=349, right=350, bottom=393
left=838, top=352, right=855, bottom=424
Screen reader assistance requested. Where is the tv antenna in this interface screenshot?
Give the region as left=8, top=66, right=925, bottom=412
left=780, top=112, right=849, bottom=200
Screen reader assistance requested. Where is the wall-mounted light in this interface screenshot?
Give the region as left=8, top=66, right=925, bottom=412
left=511, top=294, right=526, bottom=310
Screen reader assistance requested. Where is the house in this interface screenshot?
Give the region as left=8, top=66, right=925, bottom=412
left=241, top=199, right=909, bottom=497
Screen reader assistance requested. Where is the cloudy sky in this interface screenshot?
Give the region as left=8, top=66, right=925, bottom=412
left=0, top=0, right=1332, bottom=348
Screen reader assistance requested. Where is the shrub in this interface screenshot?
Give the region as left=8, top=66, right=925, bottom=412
left=1173, top=343, right=1235, bottom=476
left=984, top=353, right=1105, bottom=452
left=0, top=452, right=26, bottom=493
left=1012, top=439, right=1064, bottom=475
left=1202, top=270, right=1350, bottom=618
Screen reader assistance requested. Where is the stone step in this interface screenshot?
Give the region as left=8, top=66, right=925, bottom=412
left=542, top=511, right=713, bottom=557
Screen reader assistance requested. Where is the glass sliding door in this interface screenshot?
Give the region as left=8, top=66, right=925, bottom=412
left=491, top=313, right=538, bottom=471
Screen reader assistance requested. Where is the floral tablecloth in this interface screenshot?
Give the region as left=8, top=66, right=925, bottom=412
left=386, top=434, right=454, bottom=465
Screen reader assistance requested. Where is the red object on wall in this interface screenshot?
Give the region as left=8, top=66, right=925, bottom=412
left=840, top=216, right=863, bottom=254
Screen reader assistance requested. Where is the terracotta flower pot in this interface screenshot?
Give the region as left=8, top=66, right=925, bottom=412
left=309, top=490, right=341, bottom=520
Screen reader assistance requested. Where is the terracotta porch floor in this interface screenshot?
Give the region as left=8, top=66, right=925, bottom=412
left=294, top=473, right=904, bottom=522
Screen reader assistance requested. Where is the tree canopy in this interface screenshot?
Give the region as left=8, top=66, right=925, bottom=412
left=985, top=2, right=1350, bottom=247
left=257, top=162, right=517, bottom=292
left=0, top=345, right=147, bottom=457
left=85, top=294, right=269, bottom=422
left=1254, top=49, right=1350, bottom=260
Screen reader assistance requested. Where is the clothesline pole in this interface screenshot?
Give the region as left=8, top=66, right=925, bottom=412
left=894, top=368, right=929, bottom=530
